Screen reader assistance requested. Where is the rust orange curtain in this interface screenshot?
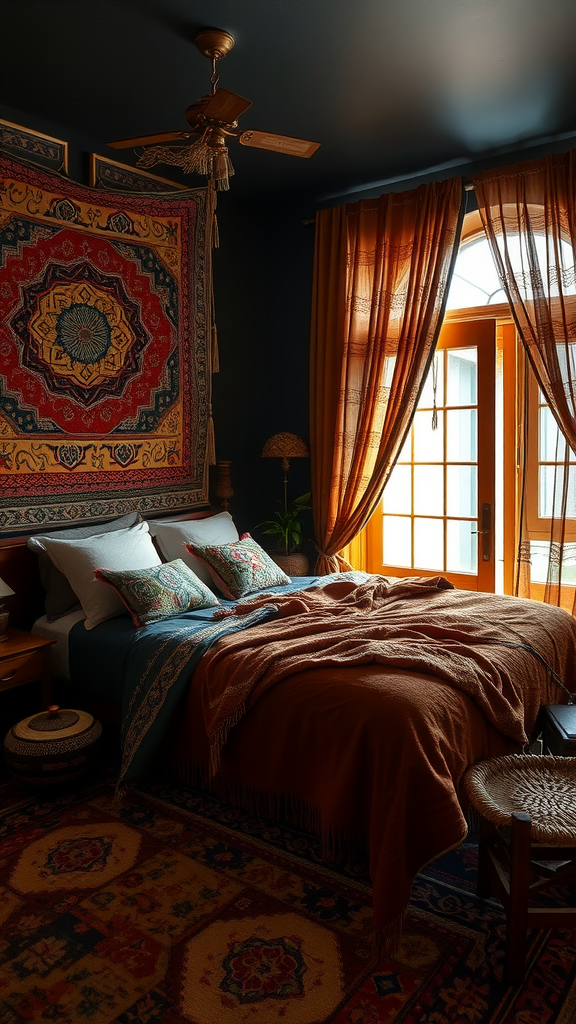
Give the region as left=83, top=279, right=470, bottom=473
left=474, top=152, right=576, bottom=611
left=310, top=180, right=465, bottom=574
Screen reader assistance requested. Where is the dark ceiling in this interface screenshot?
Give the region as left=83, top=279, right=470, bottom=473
left=2, top=0, right=576, bottom=205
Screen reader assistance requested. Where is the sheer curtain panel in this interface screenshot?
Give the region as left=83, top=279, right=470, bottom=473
left=310, top=180, right=465, bottom=574
left=474, top=151, right=576, bottom=611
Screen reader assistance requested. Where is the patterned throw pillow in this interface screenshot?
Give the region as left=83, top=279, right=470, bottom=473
left=94, top=559, right=220, bottom=627
left=185, top=534, right=291, bottom=600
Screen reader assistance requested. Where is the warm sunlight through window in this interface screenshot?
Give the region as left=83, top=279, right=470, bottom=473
left=366, top=216, right=576, bottom=597
left=382, top=347, right=479, bottom=573
left=525, top=377, right=576, bottom=586
left=445, top=236, right=506, bottom=309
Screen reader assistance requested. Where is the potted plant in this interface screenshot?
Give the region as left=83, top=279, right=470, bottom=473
left=257, top=492, right=311, bottom=576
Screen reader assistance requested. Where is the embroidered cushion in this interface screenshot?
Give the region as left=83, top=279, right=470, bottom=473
left=147, top=511, right=239, bottom=588
left=185, top=534, right=290, bottom=599
left=39, top=522, right=162, bottom=630
left=94, top=559, right=220, bottom=627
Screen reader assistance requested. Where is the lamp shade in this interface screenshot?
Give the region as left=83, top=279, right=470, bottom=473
left=261, top=433, right=309, bottom=459
left=0, top=578, right=15, bottom=600
left=214, top=460, right=234, bottom=510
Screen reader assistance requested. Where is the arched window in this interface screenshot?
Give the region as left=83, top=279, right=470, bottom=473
left=446, top=233, right=507, bottom=309
left=446, top=212, right=576, bottom=311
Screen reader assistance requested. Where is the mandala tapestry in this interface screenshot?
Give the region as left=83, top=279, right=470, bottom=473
left=0, top=154, right=216, bottom=533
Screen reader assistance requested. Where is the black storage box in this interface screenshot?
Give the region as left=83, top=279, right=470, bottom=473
left=541, top=705, right=576, bottom=756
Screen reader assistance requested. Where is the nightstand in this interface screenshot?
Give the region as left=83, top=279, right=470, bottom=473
left=540, top=704, right=576, bottom=756
left=0, top=629, right=56, bottom=709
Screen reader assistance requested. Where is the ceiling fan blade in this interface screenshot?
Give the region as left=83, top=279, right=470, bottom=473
left=239, top=131, right=320, bottom=158
left=107, top=131, right=192, bottom=149
left=202, top=89, right=252, bottom=124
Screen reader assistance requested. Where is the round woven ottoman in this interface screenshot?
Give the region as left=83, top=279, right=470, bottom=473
left=464, top=753, right=576, bottom=983
left=4, top=705, right=102, bottom=786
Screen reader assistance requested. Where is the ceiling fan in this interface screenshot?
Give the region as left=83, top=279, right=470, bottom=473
left=107, top=28, right=320, bottom=190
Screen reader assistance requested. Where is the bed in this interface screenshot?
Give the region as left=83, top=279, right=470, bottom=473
left=3, top=514, right=576, bottom=949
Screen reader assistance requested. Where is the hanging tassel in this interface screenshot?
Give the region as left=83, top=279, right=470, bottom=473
left=211, top=314, right=220, bottom=374
left=212, top=146, right=235, bottom=190
left=136, top=133, right=234, bottom=190
left=181, top=137, right=213, bottom=176
left=206, top=402, right=217, bottom=465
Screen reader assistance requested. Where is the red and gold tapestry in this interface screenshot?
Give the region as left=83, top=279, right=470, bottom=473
left=0, top=154, right=215, bottom=533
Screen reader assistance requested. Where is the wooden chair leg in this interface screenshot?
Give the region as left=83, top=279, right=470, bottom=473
left=505, top=812, right=532, bottom=985
left=477, top=816, right=493, bottom=899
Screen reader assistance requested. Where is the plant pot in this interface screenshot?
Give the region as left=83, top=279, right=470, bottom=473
left=269, top=551, right=310, bottom=577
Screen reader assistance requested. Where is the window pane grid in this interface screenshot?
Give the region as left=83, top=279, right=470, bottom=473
left=381, top=347, right=479, bottom=575
left=537, top=390, right=576, bottom=519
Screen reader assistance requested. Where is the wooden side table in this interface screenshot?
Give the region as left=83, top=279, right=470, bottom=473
left=540, top=705, right=576, bottom=756
left=0, top=629, right=56, bottom=709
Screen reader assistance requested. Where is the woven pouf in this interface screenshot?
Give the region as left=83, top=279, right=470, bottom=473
left=464, top=753, right=576, bottom=845
left=4, top=705, right=102, bottom=786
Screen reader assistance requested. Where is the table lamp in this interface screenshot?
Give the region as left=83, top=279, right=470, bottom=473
left=214, top=459, right=234, bottom=510
left=0, top=577, right=15, bottom=642
left=261, top=432, right=309, bottom=511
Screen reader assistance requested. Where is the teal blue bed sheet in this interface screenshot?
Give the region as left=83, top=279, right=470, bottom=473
left=68, top=577, right=320, bottom=705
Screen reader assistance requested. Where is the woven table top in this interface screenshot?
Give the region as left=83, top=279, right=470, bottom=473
left=464, top=754, right=576, bottom=845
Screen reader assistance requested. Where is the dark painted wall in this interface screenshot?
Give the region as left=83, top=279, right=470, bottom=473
left=211, top=197, right=314, bottom=537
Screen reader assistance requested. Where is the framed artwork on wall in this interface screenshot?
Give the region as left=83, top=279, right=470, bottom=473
left=90, top=154, right=185, bottom=193
left=0, top=118, right=68, bottom=174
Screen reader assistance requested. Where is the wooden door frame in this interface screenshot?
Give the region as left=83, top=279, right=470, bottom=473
left=366, top=313, right=516, bottom=591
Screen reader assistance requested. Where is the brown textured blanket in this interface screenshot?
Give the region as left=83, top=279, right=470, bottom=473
left=171, top=576, right=576, bottom=944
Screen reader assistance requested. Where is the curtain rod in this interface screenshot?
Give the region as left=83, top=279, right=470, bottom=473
left=303, top=178, right=475, bottom=223
left=313, top=128, right=576, bottom=211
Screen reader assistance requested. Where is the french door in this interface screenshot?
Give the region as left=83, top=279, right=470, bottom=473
left=367, top=319, right=496, bottom=591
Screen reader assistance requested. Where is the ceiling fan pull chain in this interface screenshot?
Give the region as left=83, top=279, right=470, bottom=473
left=210, top=57, right=219, bottom=95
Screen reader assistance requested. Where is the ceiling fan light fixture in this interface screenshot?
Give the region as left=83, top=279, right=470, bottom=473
left=193, top=28, right=235, bottom=61
left=108, top=25, right=319, bottom=189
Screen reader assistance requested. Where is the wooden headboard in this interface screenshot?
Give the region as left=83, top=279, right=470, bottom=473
left=0, top=508, right=217, bottom=631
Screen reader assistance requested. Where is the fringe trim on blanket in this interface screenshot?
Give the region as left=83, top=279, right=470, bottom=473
left=466, top=803, right=480, bottom=832
left=165, top=754, right=405, bottom=958
left=114, top=781, right=132, bottom=802
left=171, top=756, right=366, bottom=864
left=375, top=913, right=406, bottom=959
left=209, top=704, right=247, bottom=777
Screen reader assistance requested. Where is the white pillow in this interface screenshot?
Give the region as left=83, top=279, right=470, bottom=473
left=39, top=522, right=162, bottom=630
left=148, top=512, right=239, bottom=588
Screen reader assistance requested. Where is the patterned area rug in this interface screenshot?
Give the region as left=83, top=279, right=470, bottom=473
left=0, top=771, right=575, bottom=1024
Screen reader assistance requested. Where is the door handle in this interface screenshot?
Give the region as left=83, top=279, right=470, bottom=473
left=472, top=503, right=492, bottom=562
